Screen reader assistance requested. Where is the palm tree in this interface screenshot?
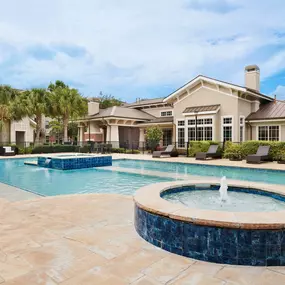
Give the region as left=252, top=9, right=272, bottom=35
left=0, top=85, right=25, bottom=142
left=23, top=88, right=49, bottom=144
left=48, top=81, right=88, bottom=142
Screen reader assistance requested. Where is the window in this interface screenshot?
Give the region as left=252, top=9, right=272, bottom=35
left=223, top=117, right=232, bottom=125
left=197, top=127, right=204, bottom=141
left=178, top=120, right=185, bottom=126
left=161, top=111, right=173, bottom=117
left=222, top=116, right=233, bottom=142
left=205, top=127, right=213, bottom=141
left=188, top=128, right=196, bottom=141
left=223, top=126, right=232, bottom=141
left=188, top=119, right=195, bottom=125
left=204, top=118, right=213, bottom=125
left=258, top=126, right=279, bottom=141
left=163, top=129, right=172, bottom=146
left=178, top=128, right=185, bottom=148
left=187, top=117, right=213, bottom=141
left=240, top=116, right=245, bottom=142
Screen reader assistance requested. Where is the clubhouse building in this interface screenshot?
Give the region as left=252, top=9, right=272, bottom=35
left=77, top=65, right=285, bottom=148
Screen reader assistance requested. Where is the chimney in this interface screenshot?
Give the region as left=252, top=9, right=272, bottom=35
left=88, top=101, right=99, bottom=116
left=274, top=94, right=277, bottom=104
left=245, top=65, right=260, bottom=92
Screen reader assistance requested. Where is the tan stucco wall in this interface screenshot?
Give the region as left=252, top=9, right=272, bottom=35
left=250, top=121, right=285, bottom=141
left=238, top=99, right=252, bottom=141
left=141, top=107, right=173, bottom=118
left=173, top=87, right=239, bottom=142
left=10, top=117, right=35, bottom=143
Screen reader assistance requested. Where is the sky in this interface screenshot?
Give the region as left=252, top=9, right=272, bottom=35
left=1, top=0, right=285, bottom=102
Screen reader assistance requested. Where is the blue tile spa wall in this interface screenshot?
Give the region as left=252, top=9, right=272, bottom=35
left=134, top=204, right=285, bottom=266
left=38, top=156, right=112, bottom=170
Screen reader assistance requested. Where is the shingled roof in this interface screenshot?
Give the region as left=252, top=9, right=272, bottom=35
left=246, top=101, right=285, bottom=121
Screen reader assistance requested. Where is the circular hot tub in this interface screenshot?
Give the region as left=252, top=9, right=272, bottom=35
left=134, top=180, right=285, bottom=266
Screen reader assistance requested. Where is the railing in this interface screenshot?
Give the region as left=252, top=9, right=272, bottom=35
left=0, top=140, right=242, bottom=156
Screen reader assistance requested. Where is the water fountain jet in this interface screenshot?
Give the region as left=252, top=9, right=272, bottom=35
left=219, top=176, right=228, bottom=202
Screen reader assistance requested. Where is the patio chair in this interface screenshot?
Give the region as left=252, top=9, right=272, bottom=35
left=152, top=145, right=175, bottom=158
left=196, top=145, right=221, bottom=160
left=0, top=146, right=15, bottom=156
left=246, top=146, right=270, bottom=164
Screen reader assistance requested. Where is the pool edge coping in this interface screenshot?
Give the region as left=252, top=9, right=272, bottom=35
left=134, top=180, right=285, bottom=230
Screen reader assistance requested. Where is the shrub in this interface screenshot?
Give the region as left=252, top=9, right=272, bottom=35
left=223, top=142, right=243, bottom=160
left=111, top=148, right=126, bottom=153
left=18, top=146, right=33, bottom=154
left=188, top=141, right=221, bottom=157
left=31, top=145, right=79, bottom=154
left=223, top=141, right=285, bottom=161
left=126, top=149, right=140, bottom=154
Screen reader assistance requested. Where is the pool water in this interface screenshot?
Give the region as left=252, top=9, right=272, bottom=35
left=113, top=159, right=285, bottom=185
left=162, top=189, right=285, bottom=212
left=0, top=159, right=173, bottom=196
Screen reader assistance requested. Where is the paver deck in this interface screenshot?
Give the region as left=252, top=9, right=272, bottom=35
left=0, top=194, right=285, bottom=284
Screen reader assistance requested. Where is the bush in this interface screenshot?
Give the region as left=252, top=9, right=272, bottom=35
left=223, top=141, right=285, bottom=161
left=31, top=145, right=79, bottom=154
left=111, top=148, right=126, bottom=153
left=18, top=146, right=33, bottom=154
left=223, top=142, right=243, bottom=160
left=125, top=149, right=140, bottom=154
left=188, top=141, right=221, bottom=157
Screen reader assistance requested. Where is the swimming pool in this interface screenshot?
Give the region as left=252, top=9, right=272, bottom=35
left=0, top=159, right=174, bottom=196
left=113, top=159, right=285, bottom=185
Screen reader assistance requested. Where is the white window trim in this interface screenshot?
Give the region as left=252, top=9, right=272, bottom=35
left=160, top=110, right=173, bottom=117
left=256, top=125, right=281, bottom=141
left=221, top=115, right=234, bottom=142
left=239, top=115, right=245, bottom=142
left=176, top=119, right=187, bottom=148
left=186, top=115, right=215, bottom=141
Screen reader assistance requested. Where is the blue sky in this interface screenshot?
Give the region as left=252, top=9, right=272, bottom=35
left=1, top=0, right=285, bottom=102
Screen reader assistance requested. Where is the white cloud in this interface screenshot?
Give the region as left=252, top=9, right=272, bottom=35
left=272, top=85, right=285, bottom=100
left=1, top=0, right=285, bottom=100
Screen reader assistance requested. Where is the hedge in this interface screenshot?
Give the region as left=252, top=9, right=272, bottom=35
left=31, top=145, right=80, bottom=154
left=224, top=141, right=285, bottom=161
left=188, top=141, right=221, bottom=157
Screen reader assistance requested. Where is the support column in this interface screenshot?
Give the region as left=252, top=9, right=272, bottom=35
left=78, top=126, right=84, bottom=146
left=110, top=125, right=119, bottom=148
left=106, top=126, right=111, bottom=143
left=139, top=128, right=145, bottom=149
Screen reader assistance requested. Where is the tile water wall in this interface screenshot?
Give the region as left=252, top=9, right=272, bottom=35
left=135, top=204, right=285, bottom=266
left=38, top=156, right=112, bottom=170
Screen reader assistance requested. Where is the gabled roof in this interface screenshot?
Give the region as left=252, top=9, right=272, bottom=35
left=87, top=106, right=155, bottom=121
left=163, top=75, right=273, bottom=103
left=246, top=101, right=285, bottom=121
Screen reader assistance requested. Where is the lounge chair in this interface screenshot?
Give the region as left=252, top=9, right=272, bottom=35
left=0, top=146, right=15, bottom=156
left=152, top=145, right=175, bottom=158
left=196, top=145, right=221, bottom=160
left=246, top=146, right=270, bottom=164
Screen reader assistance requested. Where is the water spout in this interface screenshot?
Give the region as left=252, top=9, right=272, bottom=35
left=219, top=176, right=228, bottom=202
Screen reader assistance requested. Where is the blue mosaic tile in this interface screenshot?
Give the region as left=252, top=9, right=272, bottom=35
left=135, top=204, right=285, bottom=266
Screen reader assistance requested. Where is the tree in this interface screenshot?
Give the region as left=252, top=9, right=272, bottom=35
left=145, top=126, right=163, bottom=151
left=0, top=86, right=26, bottom=138
left=48, top=80, right=88, bottom=142
left=90, top=91, right=123, bottom=109
left=48, top=119, right=63, bottom=143
left=23, top=88, right=49, bottom=144
left=68, top=122, right=78, bottom=140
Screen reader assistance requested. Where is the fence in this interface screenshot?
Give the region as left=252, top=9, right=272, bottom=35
left=0, top=140, right=241, bottom=156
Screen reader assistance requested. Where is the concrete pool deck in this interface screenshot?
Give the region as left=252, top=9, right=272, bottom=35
left=0, top=194, right=285, bottom=284
left=0, top=153, right=285, bottom=283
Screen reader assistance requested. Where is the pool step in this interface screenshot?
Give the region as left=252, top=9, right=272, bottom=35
left=24, top=161, right=38, bottom=166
